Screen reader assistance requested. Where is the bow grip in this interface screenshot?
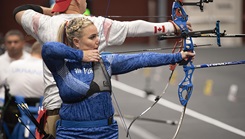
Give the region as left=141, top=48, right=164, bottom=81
left=178, top=65, right=194, bottom=106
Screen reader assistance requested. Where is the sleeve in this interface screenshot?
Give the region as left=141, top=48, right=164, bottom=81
left=111, top=20, right=175, bottom=37
left=108, top=52, right=182, bottom=75
left=42, top=42, right=83, bottom=72
left=93, top=16, right=175, bottom=51
left=21, top=10, right=50, bottom=42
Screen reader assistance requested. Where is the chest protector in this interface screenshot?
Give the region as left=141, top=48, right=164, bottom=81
left=69, top=58, right=112, bottom=103
left=86, top=58, right=112, bottom=97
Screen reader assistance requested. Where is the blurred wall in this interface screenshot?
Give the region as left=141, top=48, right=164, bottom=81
left=0, top=0, right=49, bottom=44
left=0, top=0, right=244, bottom=46
left=90, top=0, right=157, bottom=45
left=185, top=0, right=243, bottom=47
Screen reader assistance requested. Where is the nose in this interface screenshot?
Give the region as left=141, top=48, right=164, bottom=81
left=9, top=43, right=16, bottom=48
left=95, top=37, right=100, bottom=48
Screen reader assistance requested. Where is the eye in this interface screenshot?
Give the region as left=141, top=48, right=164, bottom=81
left=89, top=34, right=98, bottom=40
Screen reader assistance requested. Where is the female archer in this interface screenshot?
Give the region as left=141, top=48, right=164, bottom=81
left=42, top=17, right=195, bottom=139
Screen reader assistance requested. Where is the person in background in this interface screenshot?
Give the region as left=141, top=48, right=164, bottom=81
left=42, top=17, right=195, bottom=139
left=13, top=0, right=192, bottom=137
left=6, top=41, right=44, bottom=98
left=0, top=34, right=5, bottom=55
left=2, top=41, right=44, bottom=137
left=0, top=30, right=30, bottom=100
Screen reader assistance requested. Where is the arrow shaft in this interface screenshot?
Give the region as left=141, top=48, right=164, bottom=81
left=103, top=44, right=211, bottom=54
left=194, top=60, right=245, bottom=69
left=198, top=34, right=245, bottom=37
left=104, top=15, right=170, bottom=19
left=158, top=34, right=245, bottom=40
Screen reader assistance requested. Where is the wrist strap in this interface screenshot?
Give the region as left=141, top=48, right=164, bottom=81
left=13, top=4, right=43, bottom=18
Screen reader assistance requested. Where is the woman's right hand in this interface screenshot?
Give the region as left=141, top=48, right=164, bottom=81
left=171, top=21, right=193, bottom=35
left=82, top=50, right=100, bottom=62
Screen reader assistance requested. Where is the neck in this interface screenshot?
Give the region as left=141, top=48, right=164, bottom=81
left=8, top=51, right=23, bottom=60
left=65, top=2, right=82, bottom=14
left=31, top=53, right=42, bottom=59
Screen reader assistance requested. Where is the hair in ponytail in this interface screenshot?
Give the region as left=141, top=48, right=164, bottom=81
left=57, top=17, right=94, bottom=48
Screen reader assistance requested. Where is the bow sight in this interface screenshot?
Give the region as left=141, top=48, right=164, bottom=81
left=182, top=0, right=213, bottom=12
left=158, top=20, right=245, bottom=47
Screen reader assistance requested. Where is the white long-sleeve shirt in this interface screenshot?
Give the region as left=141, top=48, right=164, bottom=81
left=21, top=10, right=175, bottom=110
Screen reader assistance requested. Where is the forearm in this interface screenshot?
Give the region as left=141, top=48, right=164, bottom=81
left=111, top=52, right=182, bottom=75
left=115, top=20, right=175, bottom=37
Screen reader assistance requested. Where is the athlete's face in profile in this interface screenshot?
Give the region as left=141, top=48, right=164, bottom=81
left=73, top=24, right=99, bottom=50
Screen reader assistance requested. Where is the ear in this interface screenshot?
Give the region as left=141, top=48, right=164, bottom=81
left=72, top=37, right=80, bottom=49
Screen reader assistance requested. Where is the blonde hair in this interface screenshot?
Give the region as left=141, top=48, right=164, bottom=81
left=31, top=41, right=41, bottom=55
left=57, top=17, right=94, bottom=48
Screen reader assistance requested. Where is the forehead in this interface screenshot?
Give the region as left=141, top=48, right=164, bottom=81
left=82, top=25, right=97, bottom=34
left=5, top=35, right=22, bottom=40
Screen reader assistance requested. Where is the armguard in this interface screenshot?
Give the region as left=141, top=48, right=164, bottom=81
left=13, top=4, right=43, bottom=18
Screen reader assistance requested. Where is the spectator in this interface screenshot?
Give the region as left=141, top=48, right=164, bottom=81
left=0, top=30, right=30, bottom=99
left=6, top=41, right=44, bottom=98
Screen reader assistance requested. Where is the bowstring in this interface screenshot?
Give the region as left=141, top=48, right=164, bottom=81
left=112, top=92, right=131, bottom=139
left=98, top=0, right=131, bottom=138
left=126, top=39, right=183, bottom=137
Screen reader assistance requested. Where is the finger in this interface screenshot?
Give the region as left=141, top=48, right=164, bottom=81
left=93, top=54, right=100, bottom=60
left=187, top=26, right=193, bottom=31
left=189, top=53, right=195, bottom=56
left=91, top=53, right=100, bottom=59
left=92, top=50, right=99, bottom=53
left=89, top=57, right=99, bottom=62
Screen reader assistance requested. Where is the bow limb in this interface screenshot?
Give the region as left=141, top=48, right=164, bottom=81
left=171, top=0, right=195, bottom=138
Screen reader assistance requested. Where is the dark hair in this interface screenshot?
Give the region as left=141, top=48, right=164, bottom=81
left=4, top=30, right=24, bottom=41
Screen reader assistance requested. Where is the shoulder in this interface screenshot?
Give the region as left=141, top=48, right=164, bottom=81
left=0, top=53, right=6, bottom=60
left=23, top=51, right=31, bottom=58
left=0, top=53, right=9, bottom=61
left=43, top=41, right=64, bottom=46
left=8, top=59, right=25, bottom=69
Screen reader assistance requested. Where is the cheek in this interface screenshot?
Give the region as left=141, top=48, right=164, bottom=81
left=16, top=43, right=24, bottom=49
left=83, top=41, right=95, bottom=49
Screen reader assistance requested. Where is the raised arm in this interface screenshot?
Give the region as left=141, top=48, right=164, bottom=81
left=42, top=42, right=83, bottom=72
left=13, top=4, right=52, bottom=25
left=95, top=17, right=186, bottom=51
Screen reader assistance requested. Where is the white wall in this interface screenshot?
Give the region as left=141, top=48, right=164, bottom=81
left=184, top=0, right=242, bottom=47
